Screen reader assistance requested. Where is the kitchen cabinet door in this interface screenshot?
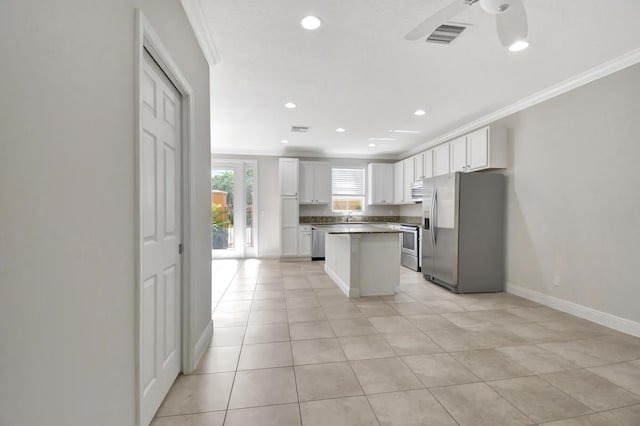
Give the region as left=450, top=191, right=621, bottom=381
left=299, top=161, right=314, bottom=203
left=279, top=158, right=299, bottom=196
left=403, top=157, right=414, bottom=204
left=413, top=153, right=424, bottom=181
left=281, top=196, right=298, bottom=256
left=298, top=229, right=311, bottom=257
left=466, top=128, right=489, bottom=171
left=434, top=144, right=450, bottom=176
left=423, top=149, right=434, bottom=179
left=380, top=165, right=394, bottom=204
left=393, top=161, right=404, bottom=204
left=368, top=163, right=394, bottom=204
left=313, top=162, right=331, bottom=204
left=450, top=136, right=468, bottom=172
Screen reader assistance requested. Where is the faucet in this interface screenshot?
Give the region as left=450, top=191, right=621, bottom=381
left=347, top=210, right=352, bottom=223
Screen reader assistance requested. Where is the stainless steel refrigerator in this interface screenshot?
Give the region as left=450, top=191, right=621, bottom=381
left=422, top=172, right=505, bottom=293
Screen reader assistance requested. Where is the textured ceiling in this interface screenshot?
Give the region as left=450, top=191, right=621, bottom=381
left=201, top=0, right=640, bottom=158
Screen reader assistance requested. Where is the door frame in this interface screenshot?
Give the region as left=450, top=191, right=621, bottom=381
left=211, top=159, right=259, bottom=258
left=135, top=10, right=197, bottom=425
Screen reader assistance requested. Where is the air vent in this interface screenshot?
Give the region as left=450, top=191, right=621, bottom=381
left=426, top=24, right=467, bottom=44
left=291, top=126, right=310, bottom=133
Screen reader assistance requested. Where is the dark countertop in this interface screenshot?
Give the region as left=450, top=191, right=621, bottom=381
left=310, top=224, right=402, bottom=234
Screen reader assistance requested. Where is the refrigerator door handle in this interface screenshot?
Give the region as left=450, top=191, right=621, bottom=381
left=431, top=187, right=437, bottom=246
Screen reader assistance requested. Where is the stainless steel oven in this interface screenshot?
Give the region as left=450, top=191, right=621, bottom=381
left=400, top=224, right=420, bottom=271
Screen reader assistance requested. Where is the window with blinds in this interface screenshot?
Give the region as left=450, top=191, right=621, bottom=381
left=331, top=167, right=365, bottom=213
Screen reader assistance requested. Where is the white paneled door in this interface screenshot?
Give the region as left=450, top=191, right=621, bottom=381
left=140, top=51, right=182, bottom=425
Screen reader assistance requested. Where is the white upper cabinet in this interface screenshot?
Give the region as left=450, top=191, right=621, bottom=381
left=299, top=161, right=314, bottom=203
left=299, top=161, right=330, bottom=204
left=413, top=150, right=434, bottom=181
left=466, top=127, right=488, bottom=170
left=434, top=144, right=450, bottom=176
left=313, top=162, right=331, bottom=203
left=450, top=136, right=468, bottom=172
left=413, top=153, right=424, bottom=181
left=403, top=157, right=414, bottom=203
left=367, top=163, right=394, bottom=205
left=447, top=125, right=507, bottom=174
left=279, top=158, right=299, bottom=196
left=423, top=149, right=434, bottom=179
left=393, top=161, right=404, bottom=204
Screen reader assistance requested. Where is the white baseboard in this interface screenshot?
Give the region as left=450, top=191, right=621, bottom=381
left=257, top=253, right=281, bottom=259
left=506, top=283, right=640, bottom=338
left=192, top=319, right=213, bottom=370
left=324, top=264, right=359, bottom=298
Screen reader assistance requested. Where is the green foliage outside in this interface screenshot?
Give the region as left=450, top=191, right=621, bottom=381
left=212, top=170, right=234, bottom=206
left=211, top=203, right=229, bottom=230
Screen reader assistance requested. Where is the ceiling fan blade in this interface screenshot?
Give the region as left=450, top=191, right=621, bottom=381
left=495, top=0, right=528, bottom=48
left=405, top=0, right=469, bottom=41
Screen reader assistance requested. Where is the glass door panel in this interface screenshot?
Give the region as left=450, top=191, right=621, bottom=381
left=212, top=160, right=258, bottom=258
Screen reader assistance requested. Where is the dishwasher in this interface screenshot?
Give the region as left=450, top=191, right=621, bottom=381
left=311, top=228, right=325, bottom=260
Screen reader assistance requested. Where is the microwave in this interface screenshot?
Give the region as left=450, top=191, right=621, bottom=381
left=411, top=181, right=423, bottom=202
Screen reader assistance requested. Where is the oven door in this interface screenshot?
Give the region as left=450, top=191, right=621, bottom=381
left=400, top=226, right=419, bottom=257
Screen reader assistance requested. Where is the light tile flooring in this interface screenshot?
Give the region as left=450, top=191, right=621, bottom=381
left=153, top=259, right=640, bottom=425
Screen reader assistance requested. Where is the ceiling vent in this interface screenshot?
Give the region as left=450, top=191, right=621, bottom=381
left=291, top=126, right=310, bottom=133
left=426, top=24, right=468, bottom=44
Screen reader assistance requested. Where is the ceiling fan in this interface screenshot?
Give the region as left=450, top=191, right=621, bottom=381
left=405, top=0, right=529, bottom=51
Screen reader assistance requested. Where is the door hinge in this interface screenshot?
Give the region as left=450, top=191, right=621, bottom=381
left=178, top=243, right=183, bottom=254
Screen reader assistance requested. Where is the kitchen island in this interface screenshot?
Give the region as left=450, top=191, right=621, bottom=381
left=312, top=224, right=401, bottom=298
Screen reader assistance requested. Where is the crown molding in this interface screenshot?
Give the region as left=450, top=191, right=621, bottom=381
left=211, top=147, right=398, bottom=161
left=181, top=0, right=220, bottom=68
left=402, top=47, right=640, bottom=158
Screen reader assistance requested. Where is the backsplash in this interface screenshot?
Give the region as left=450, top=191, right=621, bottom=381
left=299, top=215, right=421, bottom=225
left=298, top=203, right=399, bottom=217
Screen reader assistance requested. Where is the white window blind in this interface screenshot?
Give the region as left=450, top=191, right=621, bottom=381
left=331, top=168, right=365, bottom=213
left=332, top=168, right=365, bottom=196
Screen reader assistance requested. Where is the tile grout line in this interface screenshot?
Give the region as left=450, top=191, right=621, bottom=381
left=344, top=356, right=382, bottom=425
left=217, top=262, right=251, bottom=424
left=206, top=260, right=640, bottom=425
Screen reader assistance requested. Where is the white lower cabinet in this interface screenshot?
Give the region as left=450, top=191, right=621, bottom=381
left=280, top=196, right=298, bottom=256
left=298, top=225, right=311, bottom=257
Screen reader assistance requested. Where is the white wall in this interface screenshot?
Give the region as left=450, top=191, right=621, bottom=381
left=496, top=62, right=640, bottom=324
left=0, top=1, right=211, bottom=425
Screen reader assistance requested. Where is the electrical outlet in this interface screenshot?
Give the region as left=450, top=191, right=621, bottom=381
left=553, top=275, right=560, bottom=287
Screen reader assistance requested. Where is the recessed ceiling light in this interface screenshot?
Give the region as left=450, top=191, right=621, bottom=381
left=368, top=143, right=376, bottom=147
left=301, top=16, right=322, bottom=30
left=281, top=139, right=289, bottom=144
left=389, top=129, right=421, bottom=134
left=414, top=109, right=426, bottom=116
left=284, top=102, right=297, bottom=109
left=508, top=40, right=529, bottom=52
left=336, top=128, right=346, bottom=133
